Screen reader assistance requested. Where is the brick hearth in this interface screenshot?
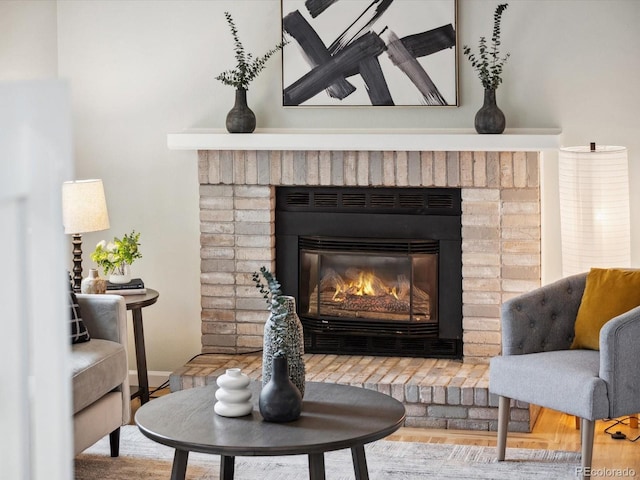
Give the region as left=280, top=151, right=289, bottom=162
left=170, top=353, right=539, bottom=432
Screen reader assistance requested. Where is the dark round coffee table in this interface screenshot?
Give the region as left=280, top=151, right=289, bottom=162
left=135, top=381, right=405, bottom=480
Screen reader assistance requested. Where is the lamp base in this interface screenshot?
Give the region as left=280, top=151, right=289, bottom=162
left=71, top=233, right=83, bottom=292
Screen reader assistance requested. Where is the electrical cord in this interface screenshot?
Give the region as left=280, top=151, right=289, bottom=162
left=148, top=350, right=264, bottom=398
left=187, top=350, right=263, bottom=361
left=604, top=417, right=640, bottom=442
left=148, top=380, right=170, bottom=397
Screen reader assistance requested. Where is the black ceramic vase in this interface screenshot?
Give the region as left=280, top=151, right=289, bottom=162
left=226, top=88, right=256, bottom=133
left=474, top=88, right=505, bottom=134
left=258, top=355, right=302, bottom=423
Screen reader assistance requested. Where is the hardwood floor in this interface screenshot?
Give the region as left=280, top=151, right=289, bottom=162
left=133, top=388, right=639, bottom=474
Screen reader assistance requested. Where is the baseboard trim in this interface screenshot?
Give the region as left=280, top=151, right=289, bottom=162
left=129, top=370, right=171, bottom=389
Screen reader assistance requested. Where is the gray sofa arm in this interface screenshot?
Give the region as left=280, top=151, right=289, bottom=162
left=600, top=305, right=640, bottom=418
left=500, top=273, right=587, bottom=355
left=75, top=293, right=130, bottom=426
left=76, top=294, right=127, bottom=344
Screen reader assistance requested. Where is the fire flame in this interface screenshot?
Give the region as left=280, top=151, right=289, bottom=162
left=332, top=270, right=399, bottom=301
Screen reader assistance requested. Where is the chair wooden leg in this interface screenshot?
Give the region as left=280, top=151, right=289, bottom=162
left=109, top=427, right=120, bottom=457
left=574, top=415, right=580, bottom=430
left=497, top=396, right=510, bottom=461
left=580, top=418, right=595, bottom=480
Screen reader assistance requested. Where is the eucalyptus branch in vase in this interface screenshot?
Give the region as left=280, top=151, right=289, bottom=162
left=462, top=3, right=510, bottom=134
left=463, top=3, right=510, bottom=91
left=215, top=12, right=287, bottom=133
left=252, top=266, right=288, bottom=357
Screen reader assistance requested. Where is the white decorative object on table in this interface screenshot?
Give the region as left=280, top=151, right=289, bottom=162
left=109, top=264, right=131, bottom=284
left=81, top=268, right=107, bottom=294
left=214, top=368, right=252, bottom=417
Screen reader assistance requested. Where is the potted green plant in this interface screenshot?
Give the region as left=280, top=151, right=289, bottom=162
left=215, top=12, right=287, bottom=133
left=91, top=230, right=142, bottom=284
left=463, top=3, right=510, bottom=134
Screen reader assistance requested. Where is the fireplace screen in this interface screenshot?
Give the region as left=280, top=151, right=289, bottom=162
left=276, top=186, right=462, bottom=358
left=299, top=238, right=438, bottom=326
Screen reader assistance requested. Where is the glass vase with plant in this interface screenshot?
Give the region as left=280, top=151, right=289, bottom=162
left=91, top=230, right=142, bottom=283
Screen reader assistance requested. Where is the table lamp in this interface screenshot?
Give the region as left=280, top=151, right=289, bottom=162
left=62, top=179, right=110, bottom=291
left=558, top=143, right=630, bottom=276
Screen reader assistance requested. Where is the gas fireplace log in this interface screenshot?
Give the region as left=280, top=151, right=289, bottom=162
left=397, top=275, right=410, bottom=299
left=309, top=287, right=430, bottom=317
left=343, top=294, right=408, bottom=313
left=413, top=288, right=431, bottom=303
left=320, top=269, right=346, bottom=292
left=319, top=307, right=424, bottom=321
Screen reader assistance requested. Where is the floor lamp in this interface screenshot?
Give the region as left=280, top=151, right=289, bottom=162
left=559, top=143, right=633, bottom=430
left=62, top=179, right=110, bottom=291
left=558, top=143, right=630, bottom=277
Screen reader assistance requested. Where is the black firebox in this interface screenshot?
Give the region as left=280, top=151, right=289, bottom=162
left=275, top=186, right=462, bottom=359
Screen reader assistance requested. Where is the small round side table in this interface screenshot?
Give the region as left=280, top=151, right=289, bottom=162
left=122, top=288, right=159, bottom=405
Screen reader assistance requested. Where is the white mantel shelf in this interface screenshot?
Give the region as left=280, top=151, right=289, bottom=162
left=167, top=128, right=562, bottom=152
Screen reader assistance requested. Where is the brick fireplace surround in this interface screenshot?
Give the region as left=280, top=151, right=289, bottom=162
left=168, top=129, right=560, bottom=431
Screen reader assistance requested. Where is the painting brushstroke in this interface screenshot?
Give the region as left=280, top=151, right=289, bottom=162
left=401, top=24, right=456, bottom=58
left=305, top=0, right=340, bottom=18
left=284, top=31, right=386, bottom=106
left=328, top=0, right=394, bottom=55
left=383, top=29, right=448, bottom=105
left=281, top=0, right=457, bottom=106
left=359, top=55, right=394, bottom=105
left=283, top=10, right=356, bottom=100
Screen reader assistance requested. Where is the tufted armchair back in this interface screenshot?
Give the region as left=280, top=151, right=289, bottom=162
left=500, top=273, right=587, bottom=356
left=491, top=271, right=640, bottom=480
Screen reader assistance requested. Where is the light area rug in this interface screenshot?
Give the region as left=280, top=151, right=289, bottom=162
left=75, top=425, right=582, bottom=480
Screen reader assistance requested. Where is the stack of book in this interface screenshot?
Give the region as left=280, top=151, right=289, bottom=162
left=106, top=278, right=147, bottom=295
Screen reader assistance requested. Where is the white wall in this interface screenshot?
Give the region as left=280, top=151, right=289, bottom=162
left=0, top=1, right=58, bottom=80
left=10, top=0, right=639, bottom=374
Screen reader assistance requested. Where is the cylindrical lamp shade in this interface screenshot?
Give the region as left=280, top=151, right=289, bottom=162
left=558, top=145, right=630, bottom=277
left=62, top=179, right=110, bottom=234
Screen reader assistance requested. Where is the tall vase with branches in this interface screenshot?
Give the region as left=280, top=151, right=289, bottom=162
left=216, top=12, right=286, bottom=133
left=463, top=3, right=510, bottom=134
left=252, top=266, right=305, bottom=398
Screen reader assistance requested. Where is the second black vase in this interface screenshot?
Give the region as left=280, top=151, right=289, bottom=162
left=474, top=88, right=505, bottom=134
left=226, top=88, right=256, bottom=133
left=259, top=355, right=302, bottom=422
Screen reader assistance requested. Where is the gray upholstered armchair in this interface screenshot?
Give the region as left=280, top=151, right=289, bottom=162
left=72, top=294, right=130, bottom=456
left=489, top=272, right=640, bottom=479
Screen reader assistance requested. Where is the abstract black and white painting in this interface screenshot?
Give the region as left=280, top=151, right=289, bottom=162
left=282, top=0, right=457, bottom=107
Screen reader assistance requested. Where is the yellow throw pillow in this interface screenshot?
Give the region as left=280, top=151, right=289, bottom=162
left=572, top=268, right=640, bottom=350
